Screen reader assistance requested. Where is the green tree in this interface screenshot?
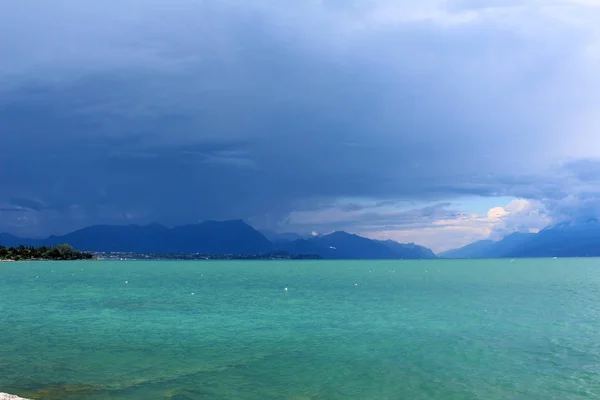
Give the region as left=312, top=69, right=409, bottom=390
left=56, top=243, right=74, bottom=259
left=0, top=243, right=93, bottom=261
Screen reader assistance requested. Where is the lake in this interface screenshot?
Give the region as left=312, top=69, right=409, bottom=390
left=1, top=259, right=600, bottom=399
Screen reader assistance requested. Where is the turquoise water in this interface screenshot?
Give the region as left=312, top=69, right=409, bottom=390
left=2, top=259, right=600, bottom=399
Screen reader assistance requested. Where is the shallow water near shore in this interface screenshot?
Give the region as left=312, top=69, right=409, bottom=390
left=2, top=259, right=600, bottom=399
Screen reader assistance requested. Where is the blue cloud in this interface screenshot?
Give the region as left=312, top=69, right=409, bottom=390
left=0, top=0, right=599, bottom=237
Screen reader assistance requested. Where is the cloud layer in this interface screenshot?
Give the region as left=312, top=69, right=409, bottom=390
left=1, top=0, right=599, bottom=246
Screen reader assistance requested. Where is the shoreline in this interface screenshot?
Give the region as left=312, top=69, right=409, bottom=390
left=0, top=258, right=94, bottom=262
left=0, top=394, right=30, bottom=400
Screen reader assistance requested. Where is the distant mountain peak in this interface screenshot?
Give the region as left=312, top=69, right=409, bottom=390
left=260, top=230, right=305, bottom=242
left=274, top=230, right=436, bottom=259
left=551, top=217, right=600, bottom=228
left=199, top=219, right=247, bottom=226
left=442, top=218, right=600, bottom=258
left=326, top=231, right=359, bottom=238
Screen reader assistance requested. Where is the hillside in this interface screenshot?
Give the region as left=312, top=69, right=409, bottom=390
left=441, top=219, right=600, bottom=258
left=0, top=222, right=436, bottom=259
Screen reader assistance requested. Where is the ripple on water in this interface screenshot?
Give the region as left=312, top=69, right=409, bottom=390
left=2, top=259, right=600, bottom=399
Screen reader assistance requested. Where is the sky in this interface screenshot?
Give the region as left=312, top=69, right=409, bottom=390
left=1, top=0, right=600, bottom=252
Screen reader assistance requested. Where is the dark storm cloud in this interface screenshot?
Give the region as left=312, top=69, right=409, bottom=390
left=1, top=0, right=599, bottom=235
left=533, top=158, right=600, bottom=223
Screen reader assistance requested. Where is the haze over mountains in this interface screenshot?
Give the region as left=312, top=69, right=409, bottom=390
left=4, top=218, right=600, bottom=259
left=0, top=220, right=435, bottom=260
left=440, top=219, right=600, bottom=258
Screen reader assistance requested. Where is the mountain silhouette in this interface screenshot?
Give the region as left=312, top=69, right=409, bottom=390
left=440, top=233, right=533, bottom=258
left=441, top=219, right=600, bottom=258
left=377, top=239, right=437, bottom=259
left=280, top=231, right=436, bottom=259
left=439, top=240, right=495, bottom=259
left=0, top=220, right=272, bottom=254
left=0, top=221, right=436, bottom=259
left=260, top=230, right=306, bottom=243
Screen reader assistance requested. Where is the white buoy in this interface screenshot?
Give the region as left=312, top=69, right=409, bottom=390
left=284, top=287, right=288, bottom=291
left=125, top=281, right=128, bottom=284
left=354, top=283, right=358, bottom=287
left=191, top=292, right=195, bottom=295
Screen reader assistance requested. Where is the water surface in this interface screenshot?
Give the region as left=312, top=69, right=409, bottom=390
left=1, top=259, right=600, bottom=399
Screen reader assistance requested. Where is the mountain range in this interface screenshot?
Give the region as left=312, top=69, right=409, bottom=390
left=440, top=219, right=600, bottom=258
left=0, top=220, right=436, bottom=260
left=6, top=217, right=600, bottom=259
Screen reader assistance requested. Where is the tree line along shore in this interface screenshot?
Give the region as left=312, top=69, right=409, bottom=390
left=0, top=244, right=321, bottom=261
left=0, top=244, right=94, bottom=261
